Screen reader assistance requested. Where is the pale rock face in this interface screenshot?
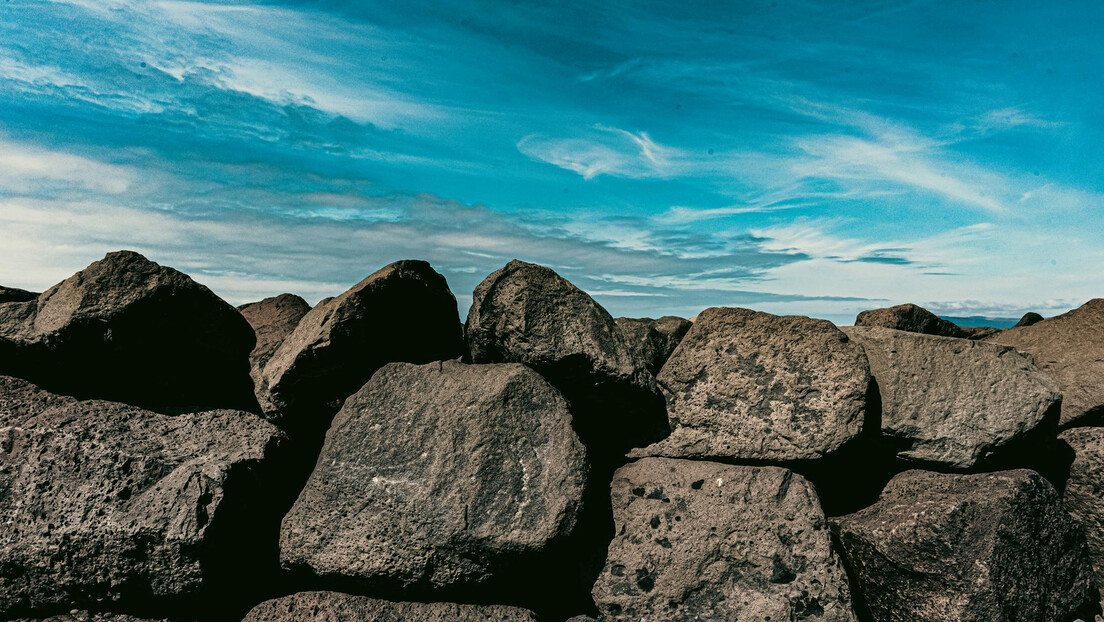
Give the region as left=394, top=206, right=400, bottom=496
left=238, top=293, right=310, bottom=382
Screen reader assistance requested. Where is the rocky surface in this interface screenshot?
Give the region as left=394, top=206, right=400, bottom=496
left=593, top=458, right=857, bottom=621
left=831, top=469, right=1096, bottom=622
left=238, top=294, right=310, bottom=381
left=0, top=375, right=285, bottom=617
left=256, top=260, right=463, bottom=426
left=242, top=591, right=539, bottom=622
left=7, top=614, right=170, bottom=622
left=855, top=303, right=982, bottom=339
left=0, top=286, right=38, bottom=304
left=0, top=251, right=258, bottom=413
left=1013, top=311, right=1044, bottom=328
left=280, top=360, right=588, bottom=591
left=466, top=260, right=667, bottom=453
left=844, top=326, right=1061, bottom=468
left=984, top=299, right=1104, bottom=427
left=614, top=315, right=693, bottom=375
left=1059, top=427, right=1104, bottom=612
left=636, top=307, right=868, bottom=462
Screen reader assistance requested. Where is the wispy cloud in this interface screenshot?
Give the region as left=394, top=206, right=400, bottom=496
left=517, top=125, right=682, bottom=180
left=0, top=138, right=137, bottom=194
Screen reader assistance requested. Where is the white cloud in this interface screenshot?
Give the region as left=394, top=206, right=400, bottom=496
left=0, top=139, right=137, bottom=194
left=518, top=125, right=683, bottom=180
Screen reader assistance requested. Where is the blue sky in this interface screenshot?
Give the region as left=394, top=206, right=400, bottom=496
left=1, top=0, right=1101, bottom=323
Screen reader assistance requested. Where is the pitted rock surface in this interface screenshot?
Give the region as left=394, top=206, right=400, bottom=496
left=615, top=316, right=693, bottom=375
left=855, top=303, right=975, bottom=338
left=238, top=293, right=310, bottom=381
left=242, top=591, right=539, bottom=621
left=1059, top=427, right=1104, bottom=612
left=0, top=286, right=38, bottom=304
left=9, top=614, right=170, bottom=622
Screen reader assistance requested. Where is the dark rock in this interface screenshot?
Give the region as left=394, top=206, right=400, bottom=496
left=466, top=260, right=666, bottom=453
left=634, top=307, right=868, bottom=462
left=985, top=299, right=1104, bottom=427
left=280, top=360, right=588, bottom=594
left=564, top=617, right=598, bottom=622
left=593, top=458, right=857, bottom=621
left=1013, top=311, right=1045, bottom=328
left=256, top=260, right=463, bottom=427
left=0, top=375, right=286, bottom=617
left=242, top=591, right=539, bottom=622
left=1059, top=427, right=1104, bottom=613
left=614, top=316, right=692, bottom=375
left=844, top=327, right=1061, bottom=468
left=831, top=469, right=1097, bottom=622
left=855, top=303, right=977, bottom=339
left=8, top=614, right=169, bottom=622
left=0, top=286, right=38, bottom=304
left=238, top=294, right=310, bottom=382
left=0, top=251, right=257, bottom=414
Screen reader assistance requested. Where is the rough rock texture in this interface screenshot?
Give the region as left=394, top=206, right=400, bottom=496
left=466, top=260, right=667, bottom=452
left=238, top=293, right=310, bottom=380
left=242, top=591, right=539, bottom=622
left=636, top=307, right=869, bottom=462
left=280, top=360, right=588, bottom=590
left=8, top=614, right=170, bottom=622
left=985, top=299, right=1104, bottom=427
left=0, top=251, right=257, bottom=413
left=0, top=286, right=38, bottom=304
left=593, top=458, right=857, bottom=621
left=614, top=316, right=693, bottom=375
left=844, top=326, right=1061, bottom=468
left=0, top=375, right=285, bottom=616
left=257, top=260, right=463, bottom=425
left=1059, top=427, right=1104, bottom=611
left=855, top=303, right=979, bottom=339
left=1013, top=311, right=1044, bottom=328
left=831, top=469, right=1096, bottom=622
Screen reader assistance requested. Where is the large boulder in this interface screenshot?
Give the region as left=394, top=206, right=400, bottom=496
left=242, top=591, right=539, bottom=622
left=635, top=307, right=868, bottom=462
left=280, top=360, right=588, bottom=592
left=0, top=286, right=37, bottom=304
left=256, top=260, right=463, bottom=426
left=238, top=293, right=310, bottom=381
left=856, top=303, right=976, bottom=339
left=1059, top=427, right=1104, bottom=611
left=466, top=260, right=666, bottom=453
left=985, top=299, right=1104, bottom=427
left=831, top=469, right=1096, bottom=622
left=0, top=251, right=258, bottom=413
left=1013, top=311, right=1044, bottom=328
left=614, top=316, right=693, bottom=375
left=593, top=458, right=857, bottom=621
left=844, top=326, right=1061, bottom=468
left=0, top=375, right=286, bottom=616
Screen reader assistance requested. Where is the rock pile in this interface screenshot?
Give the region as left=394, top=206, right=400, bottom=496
left=1, top=251, right=1101, bottom=622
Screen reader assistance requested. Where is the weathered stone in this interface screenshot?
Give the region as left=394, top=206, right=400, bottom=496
left=565, top=617, right=598, bottom=622
left=844, top=326, right=1061, bottom=468
left=0, top=375, right=285, bottom=616
left=0, top=251, right=257, bottom=413
left=0, top=286, right=38, bottom=304
left=1013, top=311, right=1044, bottom=328
left=635, top=307, right=868, bottom=462
left=593, top=458, right=857, bottom=621
left=1059, top=427, right=1104, bottom=612
left=238, top=293, right=310, bottom=381
left=467, top=260, right=666, bottom=453
left=615, top=316, right=693, bottom=375
left=242, top=591, right=539, bottom=622
left=831, top=469, right=1096, bottom=622
left=855, top=303, right=976, bottom=339
left=985, top=299, right=1104, bottom=427
left=8, top=614, right=169, bottom=622
left=280, top=360, right=588, bottom=590
left=257, top=260, right=463, bottom=426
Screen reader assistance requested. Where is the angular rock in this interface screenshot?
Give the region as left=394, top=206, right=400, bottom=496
left=0, top=251, right=257, bottom=413
left=257, top=260, right=463, bottom=425
left=1013, top=311, right=1044, bottom=328
left=985, top=299, right=1104, bottom=427
left=844, top=326, right=1061, bottom=468
left=0, top=286, right=38, bottom=304
left=466, top=260, right=666, bottom=452
left=238, top=293, right=310, bottom=380
left=855, top=303, right=976, bottom=339
left=593, top=458, right=857, bottom=621
left=0, top=375, right=285, bottom=616
left=831, top=469, right=1096, bottom=622
left=1059, top=427, right=1104, bottom=611
left=636, top=307, right=868, bottom=462
left=242, top=591, right=539, bottom=622
left=615, top=315, right=693, bottom=375
left=280, top=360, right=588, bottom=590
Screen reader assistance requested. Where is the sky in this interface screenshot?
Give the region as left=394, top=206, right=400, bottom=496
left=1, top=0, right=1102, bottom=324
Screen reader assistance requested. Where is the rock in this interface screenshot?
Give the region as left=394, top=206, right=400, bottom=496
left=257, top=260, right=463, bottom=426
left=238, top=293, right=310, bottom=381
left=280, top=360, right=588, bottom=591
left=466, top=260, right=666, bottom=453
left=855, top=303, right=977, bottom=339
left=1059, top=427, right=1104, bottom=612
left=1014, top=311, right=1045, bottom=328
left=615, top=316, right=692, bottom=375
left=0, top=251, right=257, bottom=413
left=565, top=617, right=598, bottom=622
left=635, top=307, right=868, bottom=462
left=0, top=286, right=37, bottom=304
left=843, top=326, right=1061, bottom=468
left=0, top=375, right=286, bottom=616
left=985, top=299, right=1104, bottom=427
left=242, top=591, right=539, bottom=622
left=8, top=614, right=169, bottom=622
left=593, top=458, right=857, bottom=621
left=831, top=469, right=1096, bottom=622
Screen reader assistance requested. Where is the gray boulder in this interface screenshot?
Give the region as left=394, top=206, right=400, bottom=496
left=0, top=251, right=258, bottom=413
left=1059, top=427, right=1104, bottom=612
left=280, top=360, right=588, bottom=591
left=242, top=591, right=539, bottom=622
left=844, top=326, right=1061, bottom=468
left=593, top=457, right=857, bottom=621
left=0, top=375, right=285, bottom=616
left=831, top=469, right=1096, bottom=622
left=466, top=260, right=666, bottom=453
left=856, top=303, right=978, bottom=339
left=615, top=316, right=693, bottom=375
left=0, top=286, right=37, bottom=304
left=257, top=260, right=463, bottom=426
left=635, top=307, right=868, bottom=462
left=238, top=293, right=310, bottom=381
left=985, top=299, right=1104, bottom=427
